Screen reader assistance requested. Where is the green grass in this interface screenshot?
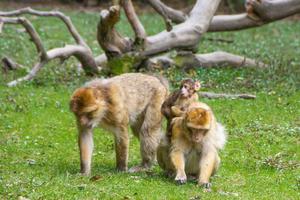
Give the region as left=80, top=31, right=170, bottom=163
left=0, top=10, right=300, bottom=200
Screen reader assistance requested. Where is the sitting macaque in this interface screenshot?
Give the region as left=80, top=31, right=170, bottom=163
left=157, top=101, right=227, bottom=190
left=70, top=73, right=169, bottom=175
left=161, top=78, right=201, bottom=137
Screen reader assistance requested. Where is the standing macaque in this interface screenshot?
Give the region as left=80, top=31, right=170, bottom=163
left=157, top=102, right=227, bottom=191
left=70, top=73, right=169, bottom=175
left=161, top=79, right=201, bottom=137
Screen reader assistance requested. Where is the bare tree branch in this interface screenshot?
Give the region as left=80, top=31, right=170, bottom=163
left=194, top=51, right=266, bottom=68
left=2, top=17, right=47, bottom=60
left=143, top=0, right=221, bottom=56
left=7, top=60, right=47, bottom=87
left=148, top=51, right=266, bottom=69
left=95, top=53, right=107, bottom=66
left=121, top=0, right=146, bottom=43
left=146, top=0, right=187, bottom=24
left=145, top=0, right=300, bottom=32
left=97, top=6, right=132, bottom=59
left=0, top=7, right=88, bottom=47
left=199, top=92, right=256, bottom=99
left=0, top=8, right=100, bottom=86
left=209, top=0, right=300, bottom=32
left=2, top=0, right=298, bottom=86
left=2, top=56, right=24, bottom=71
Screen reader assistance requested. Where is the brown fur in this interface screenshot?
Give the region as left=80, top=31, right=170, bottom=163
left=157, top=102, right=227, bottom=190
left=70, top=73, right=169, bottom=175
left=161, top=79, right=200, bottom=137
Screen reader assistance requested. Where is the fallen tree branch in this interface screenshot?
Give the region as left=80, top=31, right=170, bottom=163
left=121, top=0, right=146, bottom=45
left=209, top=0, right=300, bottom=32
left=148, top=51, right=266, bottom=70
left=1, top=17, right=47, bottom=60
left=0, top=8, right=100, bottom=86
left=7, top=60, right=47, bottom=87
left=146, top=0, right=187, bottom=24
left=1, top=56, right=24, bottom=71
left=2, top=0, right=298, bottom=86
left=145, top=0, right=300, bottom=32
left=97, top=6, right=132, bottom=59
left=97, top=0, right=221, bottom=74
left=142, top=0, right=221, bottom=56
left=199, top=92, right=256, bottom=99
left=194, top=51, right=266, bottom=68
left=0, top=7, right=88, bottom=47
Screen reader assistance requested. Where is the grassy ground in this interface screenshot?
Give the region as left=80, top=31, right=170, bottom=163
left=0, top=10, right=299, bottom=200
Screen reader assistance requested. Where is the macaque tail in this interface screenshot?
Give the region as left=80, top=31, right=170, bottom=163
left=215, top=123, right=227, bottom=150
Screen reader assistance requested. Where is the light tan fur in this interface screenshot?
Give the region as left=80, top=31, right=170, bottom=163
left=70, top=73, right=169, bottom=175
left=157, top=101, right=227, bottom=189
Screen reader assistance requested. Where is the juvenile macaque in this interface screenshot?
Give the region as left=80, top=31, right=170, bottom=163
left=157, top=102, right=227, bottom=190
left=161, top=78, right=201, bottom=137
left=70, top=73, right=169, bottom=175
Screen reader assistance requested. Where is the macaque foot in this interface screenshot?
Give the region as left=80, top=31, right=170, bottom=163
left=175, top=174, right=187, bottom=184
left=198, top=182, right=212, bottom=192
left=116, top=165, right=128, bottom=172
left=128, top=165, right=151, bottom=173
left=80, top=171, right=91, bottom=176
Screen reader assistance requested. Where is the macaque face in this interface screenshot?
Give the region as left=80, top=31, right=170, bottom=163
left=76, top=111, right=98, bottom=128
left=181, top=83, right=193, bottom=98
left=180, top=79, right=201, bottom=98
left=70, top=87, right=103, bottom=128
left=185, top=107, right=211, bottom=143
left=185, top=127, right=207, bottom=143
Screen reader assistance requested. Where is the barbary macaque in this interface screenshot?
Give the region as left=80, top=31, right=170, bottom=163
left=157, top=101, right=227, bottom=190
left=70, top=73, right=169, bottom=175
left=161, top=78, right=201, bottom=137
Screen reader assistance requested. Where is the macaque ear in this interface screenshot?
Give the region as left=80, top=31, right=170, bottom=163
left=194, top=81, right=201, bottom=91
left=186, top=108, right=211, bottom=130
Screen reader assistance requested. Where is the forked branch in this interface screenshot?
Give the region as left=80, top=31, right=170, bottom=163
left=0, top=7, right=88, bottom=47
left=121, top=0, right=146, bottom=43
left=145, top=0, right=300, bottom=32
left=97, top=6, right=132, bottom=59
left=146, top=0, right=187, bottom=24
left=1, top=17, right=47, bottom=60
left=0, top=8, right=99, bottom=86
left=209, top=0, right=300, bottom=32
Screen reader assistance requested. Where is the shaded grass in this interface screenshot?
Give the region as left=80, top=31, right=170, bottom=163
left=0, top=9, right=299, bottom=199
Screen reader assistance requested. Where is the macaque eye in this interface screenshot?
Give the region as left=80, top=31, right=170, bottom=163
left=184, top=83, right=191, bottom=89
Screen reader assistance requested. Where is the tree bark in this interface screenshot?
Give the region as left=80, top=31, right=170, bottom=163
left=146, top=0, right=300, bottom=32
left=0, top=8, right=100, bottom=86
left=1, top=0, right=299, bottom=86
left=147, top=51, right=266, bottom=70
